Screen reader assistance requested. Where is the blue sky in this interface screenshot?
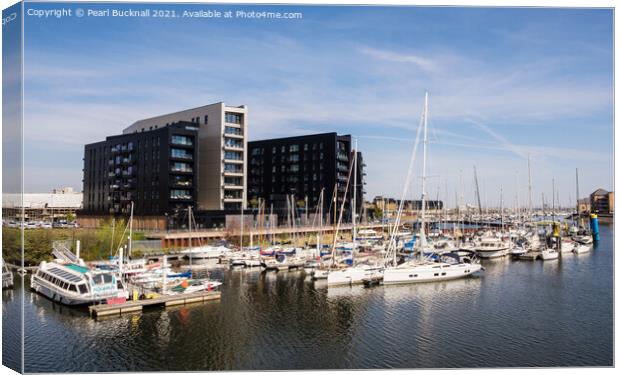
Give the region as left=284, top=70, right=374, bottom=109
left=19, top=2, right=613, bottom=208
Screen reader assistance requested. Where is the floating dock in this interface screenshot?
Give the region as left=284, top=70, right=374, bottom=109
left=88, top=290, right=221, bottom=319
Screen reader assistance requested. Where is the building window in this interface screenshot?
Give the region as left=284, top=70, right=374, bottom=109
left=170, top=189, right=192, bottom=200
left=225, top=112, right=243, bottom=124
left=224, top=126, right=243, bottom=136
left=171, top=148, right=192, bottom=160
left=171, top=135, right=193, bottom=146
left=204, top=115, right=208, bottom=124
left=224, top=151, right=242, bottom=160
left=171, top=162, right=192, bottom=172
left=290, top=144, right=299, bottom=152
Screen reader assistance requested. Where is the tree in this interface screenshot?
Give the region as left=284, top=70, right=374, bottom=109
left=373, top=206, right=383, bottom=220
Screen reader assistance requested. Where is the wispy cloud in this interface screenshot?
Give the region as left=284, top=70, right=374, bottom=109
left=360, top=47, right=440, bottom=73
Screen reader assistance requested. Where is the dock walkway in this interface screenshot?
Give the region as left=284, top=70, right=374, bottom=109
left=88, top=290, right=221, bottom=318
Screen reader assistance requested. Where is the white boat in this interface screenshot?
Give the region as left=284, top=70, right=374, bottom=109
left=383, top=259, right=481, bottom=285
left=326, top=264, right=383, bottom=286
left=573, top=243, right=592, bottom=254
left=169, top=279, right=222, bottom=294
left=572, top=234, right=593, bottom=245
left=2, top=258, right=13, bottom=289
left=31, top=260, right=127, bottom=305
left=559, top=239, right=575, bottom=253
left=379, top=92, right=482, bottom=286
left=312, top=269, right=329, bottom=279
left=472, top=237, right=511, bottom=258
left=540, top=248, right=559, bottom=260
left=181, top=245, right=232, bottom=260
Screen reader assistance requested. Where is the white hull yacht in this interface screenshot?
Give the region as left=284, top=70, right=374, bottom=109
left=383, top=259, right=481, bottom=285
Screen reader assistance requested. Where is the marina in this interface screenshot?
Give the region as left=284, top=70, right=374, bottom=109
left=1, top=223, right=613, bottom=371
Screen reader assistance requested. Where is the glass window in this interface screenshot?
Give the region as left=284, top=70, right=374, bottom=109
left=78, top=284, right=88, bottom=294
left=171, top=135, right=192, bottom=146
left=225, top=112, right=243, bottom=124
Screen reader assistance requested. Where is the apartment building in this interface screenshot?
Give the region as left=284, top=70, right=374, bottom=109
left=247, top=132, right=365, bottom=222
left=122, top=102, right=248, bottom=211
left=82, top=122, right=199, bottom=224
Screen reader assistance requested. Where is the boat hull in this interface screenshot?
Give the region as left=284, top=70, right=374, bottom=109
left=475, top=249, right=509, bottom=259
left=383, top=263, right=481, bottom=285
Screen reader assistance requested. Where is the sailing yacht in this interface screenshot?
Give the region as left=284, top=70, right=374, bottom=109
left=381, top=92, right=482, bottom=285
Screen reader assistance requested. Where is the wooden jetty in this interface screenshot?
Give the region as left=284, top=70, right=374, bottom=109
left=88, top=290, right=221, bottom=319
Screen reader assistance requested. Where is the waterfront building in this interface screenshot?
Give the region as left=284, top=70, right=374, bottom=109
left=247, top=132, right=365, bottom=222
left=577, top=198, right=591, bottom=214
left=81, top=121, right=199, bottom=228
left=122, top=102, right=248, bottom=211
left=80, top=102, right=248, bottom=229
left=2, top=187, right=83, bottom=223
left=590, top=188, right=614, bottom=215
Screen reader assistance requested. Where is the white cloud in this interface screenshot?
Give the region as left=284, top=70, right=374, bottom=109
left=359, top=47, right=440, bottom=73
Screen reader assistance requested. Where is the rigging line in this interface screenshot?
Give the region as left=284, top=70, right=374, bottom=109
left=384, top=100, right=426, bottom=265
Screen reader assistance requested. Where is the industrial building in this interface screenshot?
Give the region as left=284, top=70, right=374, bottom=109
left=2, top=187, right=82, bottom=223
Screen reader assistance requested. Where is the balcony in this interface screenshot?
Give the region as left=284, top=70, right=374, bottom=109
left=170, top=194, right=193, bottom=201
left=172, top=180, right=193, bottom=187
left=224, top=127, right=244, bottom=139
left=223, top=196, right=243, bottom=202
left=171, top=167, right=193, bottom=174
left=171, top=136, right=194, bottom=147
left=171, top=154, right=193, bottom=161
left=223, top=138, right=244, bottom=149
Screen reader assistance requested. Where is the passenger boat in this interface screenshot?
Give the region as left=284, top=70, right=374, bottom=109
left=2, top=258, right=13, bottom=289
left=31, top=260, right=127, bottom=305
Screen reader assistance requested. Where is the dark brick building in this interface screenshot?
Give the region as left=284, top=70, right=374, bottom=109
left=247, top=132, right=365, bottom=222
left=82, top=122, right=199, bottom=222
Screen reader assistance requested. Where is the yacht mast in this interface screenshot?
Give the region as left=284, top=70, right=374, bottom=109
left=352, top=139, right=358, bottom=255
left=128, top=202, right=134, bottom=258
left=419, top=91, right=429, bottom=255
left=188, top=206, right=192, bottom=269
left=473, top=166, right=482, bottom=216
left=527, top=155, right=533, bottom=218
left=575, top=168, right=580, bottom=223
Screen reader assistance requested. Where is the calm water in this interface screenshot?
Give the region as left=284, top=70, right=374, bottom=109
left=3, top=224, right=614, bottom=372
